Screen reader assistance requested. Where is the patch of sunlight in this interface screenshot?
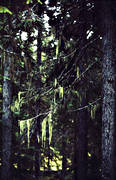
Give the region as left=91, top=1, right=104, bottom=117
left=88, top=152, right=91, bottom=157
left=0, top=85, right=2, bottom=93
left=41, top=52, right=47, bottom=61
left=41, top=151, right=62, bottom=171
left=20, top=154, right=25, bottom=157
left=67, top=158, right=71, bottom=166
left=50, top=160, right=58, bottom=171
left=40, top=167, right=44, bottom=171
left=50, top=155, right=62, bottom=170
left=21, top=31, right=28, bottom=41
left=13, top=163, right=18, bottom=168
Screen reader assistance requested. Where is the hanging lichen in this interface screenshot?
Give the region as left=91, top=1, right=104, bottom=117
left=90, top=104, right=99, bottom=119
left=42, top=117, right=47, bottom=147
left=27, top=120, right=30, bottom=148
left=19, top=120, right=27, bottom=136
left=11, top=91, right=24, bottom=113
left=37, top=132, right=40, bottom=144
left=54, top=78, right=57, bottom=88
left=54, top=92, right=56, bottom=104
left=42, top=111, right=53, bottom=147
left=59, top=86, right=63, bottom=99
left=48, top=112, right=52, bottom=145
left=19, top=117, right=35, bottom=147
left=56, top=37, right=61, bottom=58
left=76, top=66, right=80, bottom=79
left=56, top=40, right=59, bottom=58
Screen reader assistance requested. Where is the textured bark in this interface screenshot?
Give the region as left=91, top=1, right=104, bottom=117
left=101, top=1, right=115, bottom=180
left=1, top=49, right=13, bottom=180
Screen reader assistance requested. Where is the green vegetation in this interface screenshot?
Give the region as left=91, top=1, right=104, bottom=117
left=0, top=0, right=116, bottom=180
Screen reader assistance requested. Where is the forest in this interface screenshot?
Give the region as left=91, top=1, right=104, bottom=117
left=0, top=0, right=116, bottom=180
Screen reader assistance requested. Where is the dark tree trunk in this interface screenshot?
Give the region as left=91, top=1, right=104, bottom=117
left=74, top=117, right=78, bottom=180
left=78, top=97, right=88, bottom=180
left=1, top=49, right=13, bottom=180
left=77, top=1, right=88, bottom=180
left=62, top=137, right=67, bottom=176
left=101, top=1, right=115, bottom=180
left=46, top=122, right=50, bottom=171
left=35, top=15, right=42, bottom=178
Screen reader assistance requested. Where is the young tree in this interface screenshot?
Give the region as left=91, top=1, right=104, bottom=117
left=35, top=23, right=42, bottom=178
left=77, top=1, right=88, bottom=180
left=101, top=1, right=115, bottom=180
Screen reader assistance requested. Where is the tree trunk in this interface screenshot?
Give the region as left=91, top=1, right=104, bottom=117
left=62, top=136, right=67, bottom=176
left=101, top=1, right=115, bottom=180
left=35, top=15, right=42, bottom=178
left=74, top=117, right=78, bottom=180
left=77, top=1, right=88, bottom=180
left=78, top=97, right=88, bottom=180
left=1, top=49, right=13, bottom=180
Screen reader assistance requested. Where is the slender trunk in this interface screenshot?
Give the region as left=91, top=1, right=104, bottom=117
left=1, top=49, right=13, bottom=180
left=74, top=117, right=78, bottom=180
left=78, top=96, right=88, bottom=180
left=46, top=122, right=50, bottom=171
left=101, top=1, right=115, bottom=180
left=62, top=138, right=67, bottom=176
left=35, top=15, right=42, bottom=178
left=77, top=1, right=88, bottom=180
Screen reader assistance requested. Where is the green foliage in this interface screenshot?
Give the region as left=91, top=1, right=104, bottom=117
left=26, top=0, right=33, bottom=4
left=0, top=6, right=12, bottom=14
left=0, top=0, right=105, bottom=179
left=37, top=0, right=43, bottom=4
left=26, top=0, right=43, bottom=4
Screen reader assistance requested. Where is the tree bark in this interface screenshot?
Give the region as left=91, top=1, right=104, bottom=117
left=101, top=1, right=115, bottom=180
left=1, top=49, right=13, bottom=180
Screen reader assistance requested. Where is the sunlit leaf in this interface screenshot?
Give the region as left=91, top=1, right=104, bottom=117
left=68, top=103, right=73, bottom=107
left=3, top=76, right=10, bottom=80
left=88, top=152, right=91, bottom=157
left=26, top=0, right=33, bottom=4
left=37, top=0, right=43, bottom=4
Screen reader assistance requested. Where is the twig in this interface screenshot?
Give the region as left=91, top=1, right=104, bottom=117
left=68, top=97, right=101, bottom=112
